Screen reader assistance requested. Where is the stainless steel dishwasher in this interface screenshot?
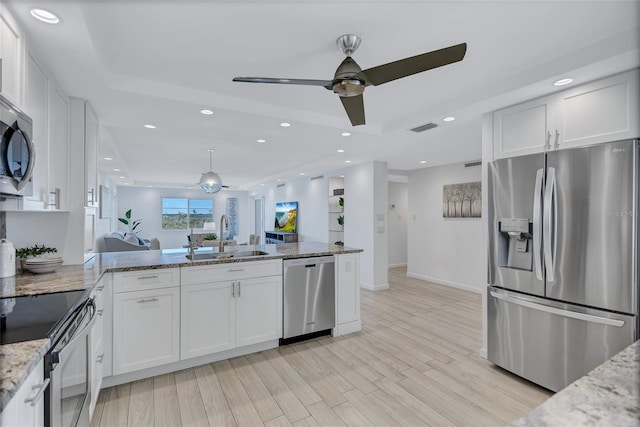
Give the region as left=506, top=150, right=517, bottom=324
left=282, top=256, right=335, bottom=344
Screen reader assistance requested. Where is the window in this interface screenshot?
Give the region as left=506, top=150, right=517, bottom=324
left=162, top=198, right=213, bottom=230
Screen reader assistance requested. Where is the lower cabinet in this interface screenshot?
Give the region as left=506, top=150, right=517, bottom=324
left=180, top=260, right=283, bottom=361
left=336, top=253, right=361, bottom=329
left=0, top=359, right=47, bottom=427
left=112, top=286, right=180, bottom=375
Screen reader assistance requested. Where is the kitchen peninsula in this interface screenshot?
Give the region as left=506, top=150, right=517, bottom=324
left=0, top=242, right=362, bottom=420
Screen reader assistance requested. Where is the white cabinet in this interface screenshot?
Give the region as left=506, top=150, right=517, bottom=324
left=493, top=95, right=555, bottom=159
left=84, top=103, right=99, bottom=207
left=0, top=359, right=47, bottom=427
left=112, top=269, right=180, bottom=375
left=335, top=253, right=361, bottom=334
left=181, top=281, right=235, bottom=359
left=180, top=260, right=282, bottom=360
left=49, top=85, right=69, bottom=209
left=493, top=69, right=640, bottom=159
left=235, top=275, right=282, bottom=347
left=0, top=4, right=23, bottom=105
left=84, top=207, right=96, bottom=260
left=556, top=71, right=639, bottom=149
left=89, top=275, right=111, bottom=418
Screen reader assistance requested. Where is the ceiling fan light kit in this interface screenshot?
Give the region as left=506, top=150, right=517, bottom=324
left=233, top=34, right=467, bottom=127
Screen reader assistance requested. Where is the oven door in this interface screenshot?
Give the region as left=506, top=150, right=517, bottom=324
left=47, top=298, right=96, bottom=427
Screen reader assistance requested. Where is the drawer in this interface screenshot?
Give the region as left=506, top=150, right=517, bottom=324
left=113, top=268, right=180, bottom=293
left=181, top=260, right=282, bottom=285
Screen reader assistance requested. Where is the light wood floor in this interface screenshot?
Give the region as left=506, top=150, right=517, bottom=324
left=91, top=267, right=552, bottom=427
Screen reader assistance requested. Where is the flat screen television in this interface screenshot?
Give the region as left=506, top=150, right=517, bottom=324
left=274, top=202, right=298, bottom=233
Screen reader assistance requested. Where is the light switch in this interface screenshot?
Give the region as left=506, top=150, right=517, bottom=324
left=377, top=226, right=385, bottom=234
left=377, top=213, right=385, bottom=221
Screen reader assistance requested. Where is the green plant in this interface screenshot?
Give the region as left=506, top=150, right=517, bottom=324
left=203, top=233, right=218, bottom=240
left=118, top=209, right=141, bottom=235
left=337, top=215, right=344, bottom=227
left=16, top=244, right=58, bottom=259
left=338, top=197, right=344, bottom=207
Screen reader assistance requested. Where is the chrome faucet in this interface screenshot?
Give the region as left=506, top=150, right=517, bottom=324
left=219, top=215, right=228, bottom=252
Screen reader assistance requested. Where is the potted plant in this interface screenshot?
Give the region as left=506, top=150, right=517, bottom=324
left=118, top=209, right=142, bottom=236
left=16, top=244, right=58, bottom=270
left=203, top=233, right=218, bottom=241
left=337, top=215, right=344, bottom=228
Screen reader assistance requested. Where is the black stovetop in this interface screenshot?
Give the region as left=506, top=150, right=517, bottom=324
left=0, top=290, right=88, bottom=345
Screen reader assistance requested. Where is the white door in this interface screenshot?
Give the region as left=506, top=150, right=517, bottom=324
left=235, top=276, right=282, bottom=347
left=113, top=287, right=180, bottom=375
left=181, top=281, right=235, bottom=360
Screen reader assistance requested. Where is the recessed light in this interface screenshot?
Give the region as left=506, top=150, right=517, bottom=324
left=443, top=116, right=456, bottom=122
left=280, top=122, right=291, bottom=127
left=257, top=139, right=266, bottom=143
left=147, top=185, right=152, bottom=188
left=337, top=149, right=345, bottom=153
left=420, top=160, right=427, bottom=164
left=30, top=9, right=60, bottom=24
left=113, top=168, right=121, bottom=172
left=554, top=78, right=573, bottom=86
left=104, top=157, right=112, bottom=161
left=299, top=172, right=305, bottom=176
left=119, top=176, right=125, bottom=179
left=200, top=109, right=214, bottom=115
left=144, top=124, right=156, bottom=129
left=260, top=184, right=265, bottom=186
left=345, top=160, right=352, bottom=163
left=341, top=132, right=351, bottom=137
left=277, top=179, right=282, bottom=182
left=340, top=175, right=344, bottom=178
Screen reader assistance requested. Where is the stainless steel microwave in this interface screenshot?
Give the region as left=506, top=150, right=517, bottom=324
left=1, top=93, right=34, bottom=196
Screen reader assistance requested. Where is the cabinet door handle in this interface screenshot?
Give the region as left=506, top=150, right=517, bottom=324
left=97, top=309, right=104, bottom=316
left=137, top=298, right=159, bottom=304
left=554, top=129, right=560, bottom=149
left=95, top=285, right=104, bottom=292
left=137, top=275, right=159, bottom=280
left=238, top=282, right=241, bottom=297
left=96, top=354, right=104, bottom=364
left=232, top=282, right=235, bottom=298
left=228, top=268, right=244, bottom=272
left=546, top=131, right=552, bottom=150
left=24, top=378, right=50, bottom=407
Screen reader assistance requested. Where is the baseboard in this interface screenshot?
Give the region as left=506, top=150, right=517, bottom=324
left=333, top=320, right=361, bottom=336
left=479, top=347, right=487, bottom=359
left=388, top=263, right=407, bottom=269
left=102, top=339, right=279, bottom=388
left=360, top=282, right=390, bottom=291
left=406, top=272, right=482, bottom=294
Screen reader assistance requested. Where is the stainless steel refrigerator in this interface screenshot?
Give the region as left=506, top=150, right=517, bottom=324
left=487, top=139, right=638, bottom=392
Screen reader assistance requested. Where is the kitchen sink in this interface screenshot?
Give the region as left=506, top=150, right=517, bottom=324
left=185, top=250, right=269, bottom=260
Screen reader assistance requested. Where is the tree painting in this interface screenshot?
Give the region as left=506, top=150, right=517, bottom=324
left=443, top=182, right=481, bottom=218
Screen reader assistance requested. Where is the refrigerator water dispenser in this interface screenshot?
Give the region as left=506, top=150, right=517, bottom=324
left=497, top=218, right=533, bottom=270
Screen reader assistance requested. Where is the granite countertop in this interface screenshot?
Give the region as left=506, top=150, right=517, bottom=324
left=0, top=242, right=362, bottom=411
left=0, top=339, right=50, bottom=412
left=514, top=340, right=640, bottom=426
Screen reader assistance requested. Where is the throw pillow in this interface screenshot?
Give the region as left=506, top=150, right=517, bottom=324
left=124, top=234, right=139, bottom=245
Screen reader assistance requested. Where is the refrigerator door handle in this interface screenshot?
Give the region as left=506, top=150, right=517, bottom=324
left=532, top=168, right=544, bottom=280
left=543, top=167, right=558, bottom=282
left=489, top=291, right=625, bottom=327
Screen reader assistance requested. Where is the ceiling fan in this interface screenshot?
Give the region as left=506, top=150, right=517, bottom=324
left=233, top=34, right=467, bottom=126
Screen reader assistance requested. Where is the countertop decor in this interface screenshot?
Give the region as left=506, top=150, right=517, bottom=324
left=513, top=340, right=640, bottom=426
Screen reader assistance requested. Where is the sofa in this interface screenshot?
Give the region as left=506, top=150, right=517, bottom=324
left=104, top=231, right=160, bottom=252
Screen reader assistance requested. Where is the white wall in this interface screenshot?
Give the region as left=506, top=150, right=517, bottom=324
left=388, top=182, right=408, bottom=267
left=263, top=175, right=328, bottom=242
left=114, top=186, right=251, bottom=250
left=407, top=162, right=484, bottom=292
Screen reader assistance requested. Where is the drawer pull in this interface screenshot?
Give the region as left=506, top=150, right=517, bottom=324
left=24, top=378, right=50, bottom=407
left=96, top=285, right=104, bottom=292
left=96, top=354, right=104, bottom=364
left=137, top=275, right=159, bottom=280
left=97, top=309, right=104, bottom=316
left=137, top=298, right=159, bottom=304
left=228, top=268, right=244, bottom=272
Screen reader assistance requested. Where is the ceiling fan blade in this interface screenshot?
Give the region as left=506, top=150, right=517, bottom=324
left=233, top=77, right=333, bottom=88
left=340, top=95, right=365, bottom=126
left=355, top=42, right=467, bottom=86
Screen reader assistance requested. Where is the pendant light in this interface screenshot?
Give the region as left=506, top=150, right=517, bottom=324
left=199, top=149, right=223, bottom=193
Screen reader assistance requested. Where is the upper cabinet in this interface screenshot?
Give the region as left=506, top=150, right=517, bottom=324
left=0, top=5, right=24, bottom=105
left=493, top=69, right=639, bottom=160
left=70, top=98, right=99, bottom=208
